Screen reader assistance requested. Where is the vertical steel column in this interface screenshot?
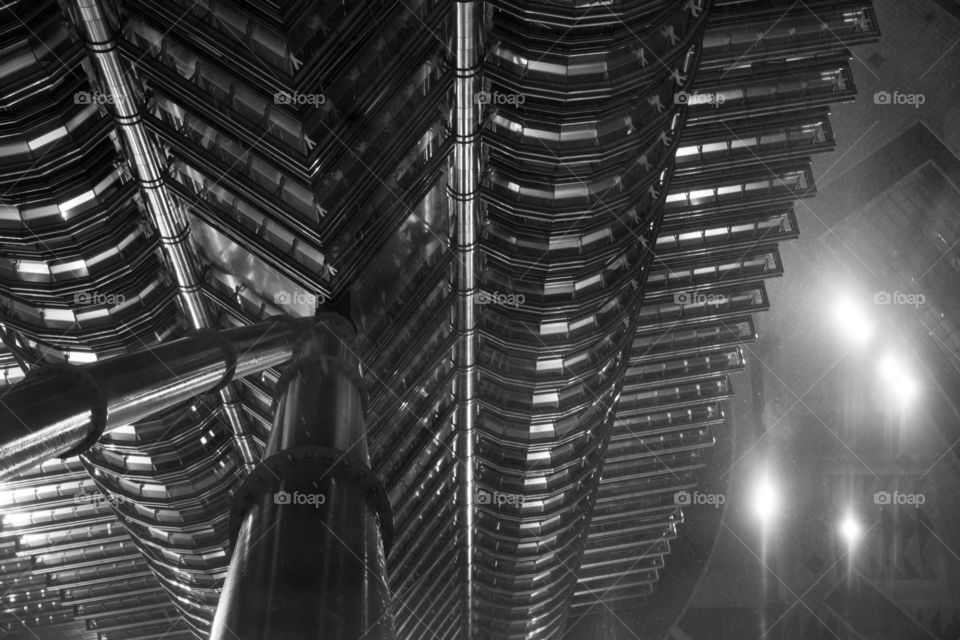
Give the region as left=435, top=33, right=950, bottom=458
left=209, top=316, right=395, bottom=640
left=70, top=0, right=257, bottom=471
left=453, top=1, right=480, bottom=637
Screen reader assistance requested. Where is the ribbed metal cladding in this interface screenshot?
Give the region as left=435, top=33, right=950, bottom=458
left=69, top=0, right=258, bottom=472
left=453, top=1, right=480, bottom=637
left=0, top=1, right=885, bottom=638
left=476, top=1, right=713, bottom=636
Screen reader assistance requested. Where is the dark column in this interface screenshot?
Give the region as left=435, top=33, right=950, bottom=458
left=209, top=316, right=395, bottom=640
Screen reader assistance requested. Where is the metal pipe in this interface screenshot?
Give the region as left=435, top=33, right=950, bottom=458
left=70, top=0, right=257, bottom=472
left=0, top=317, right=313, bottom=480
left=209, top=318, right=395, bottom=640
left=0, top=326, right=34, bottom=373
left=452, top=1, right=479, bottom=637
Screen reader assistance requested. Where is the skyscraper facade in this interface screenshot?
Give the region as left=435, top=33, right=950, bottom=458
left=0, top=1, right=878, bottom=638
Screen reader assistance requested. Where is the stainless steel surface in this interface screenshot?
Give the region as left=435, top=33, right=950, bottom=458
left=472, top=1, right=714, bottom=635
left=0, top=0, right=885, bottom=638
left=71, top=0, right=257, bottom=471
left=210, top=320, right=394, bottom=640
left=453, top=2, right=479, bottom=637
left=0, top=318, right=310, bottom=479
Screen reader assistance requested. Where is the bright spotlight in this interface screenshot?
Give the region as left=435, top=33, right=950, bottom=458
left=877, top=353, right=919, bottom=406
left=751, top=475, right=779, bottom=525
left=894, top=376, right=919, bottom=404
left=833, top=296, right=873, bottom=345
left=878, top=353, right=899, bottom=379
left=839, top=513, right=863, bottom=546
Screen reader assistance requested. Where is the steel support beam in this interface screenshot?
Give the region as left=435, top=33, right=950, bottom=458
left=452, top=1, right=480, bottom=637
left=209, top=317, right=394, bottom=640
left=70, top=0, right=258, bottom=471
left=0, top=317, right=312, bottom=480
